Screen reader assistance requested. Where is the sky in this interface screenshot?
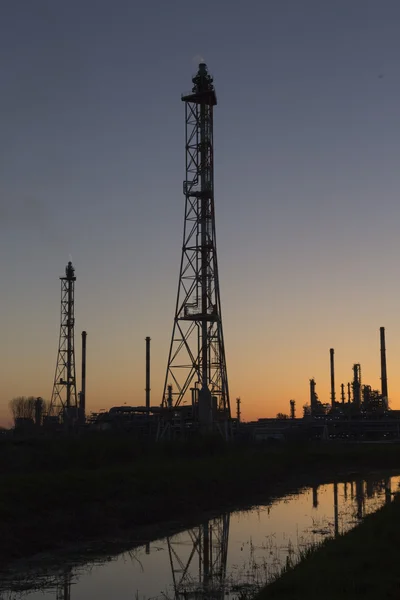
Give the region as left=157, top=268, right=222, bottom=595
left=2, top=0, right=400, bottom=425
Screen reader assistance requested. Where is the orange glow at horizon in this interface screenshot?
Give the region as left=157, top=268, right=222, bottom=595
left=1, top=320, right=399, bottom=428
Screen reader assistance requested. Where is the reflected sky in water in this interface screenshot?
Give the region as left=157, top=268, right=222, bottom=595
left=2, top=475, right=398, bottom=600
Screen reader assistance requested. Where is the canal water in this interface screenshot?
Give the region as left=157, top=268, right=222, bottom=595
left=1, top=474, right=398, bottom=600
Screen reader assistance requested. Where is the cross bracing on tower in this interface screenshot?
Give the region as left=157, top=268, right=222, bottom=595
left=161, top=62, right=231, bottom=436
left=49, top=261, right=78, bottom=426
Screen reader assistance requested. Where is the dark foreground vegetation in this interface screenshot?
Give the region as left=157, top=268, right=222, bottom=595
left=1, top=434, right=400, bottom=568
left=258, top=493, right=400, bottom=599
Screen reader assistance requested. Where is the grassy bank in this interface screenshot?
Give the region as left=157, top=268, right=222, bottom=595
left=258, top=493, right=400, bottom=599
left=1, top=435, right=400, bottom=568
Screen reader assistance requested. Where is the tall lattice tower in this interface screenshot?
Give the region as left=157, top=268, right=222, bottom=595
left=162, top=62, right=231, bottom=434
left=49, top=261, right=78, bottom=424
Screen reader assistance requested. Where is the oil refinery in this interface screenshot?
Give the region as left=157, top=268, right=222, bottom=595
left=11, top=63, right=400, bottom=444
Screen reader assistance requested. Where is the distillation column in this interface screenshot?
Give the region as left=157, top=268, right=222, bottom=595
left=352, top=364, right=361, bottom=411
left=290, top=399, right=296, bottom=419
left=310, top=378, right=317, bottom=416
left=236, top=397, right=241, bottom=423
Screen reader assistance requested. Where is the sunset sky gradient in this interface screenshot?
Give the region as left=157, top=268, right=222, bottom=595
left=2, top=0, right=400, bottom=425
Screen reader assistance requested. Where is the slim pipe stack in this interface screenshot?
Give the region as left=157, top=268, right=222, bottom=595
left=380, top=326, right=388, bottom=410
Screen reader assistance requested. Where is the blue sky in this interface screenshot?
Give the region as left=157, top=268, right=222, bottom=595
left=2, top=0, right=400, bottom=423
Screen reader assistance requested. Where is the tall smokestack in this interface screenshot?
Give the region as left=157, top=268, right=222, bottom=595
left=145, top=336, right=151, bottom=410
left=330, top=348, right=336, bottom=410
left=80, top=331, right=87, bottom=423
left=380, top=326, right=388, bottom=410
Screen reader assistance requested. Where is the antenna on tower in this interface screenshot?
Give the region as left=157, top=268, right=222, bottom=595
left=49, top=261, right=78, bottom=429
left=159, top=63, right=231, bottom=439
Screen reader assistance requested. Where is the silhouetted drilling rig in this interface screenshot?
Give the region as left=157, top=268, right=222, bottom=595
left=48, top=262, right=78, bottom=429
left=46, top=261, right=86, bottom=431
left=89, top=63, right=233, bottom=440
left=157, top=62, right=231, bottom=440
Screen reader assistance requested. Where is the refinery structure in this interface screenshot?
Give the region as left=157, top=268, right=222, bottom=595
left=11, top=63, right=400, bottom=442
left=307, top=326, right=389, bottom=419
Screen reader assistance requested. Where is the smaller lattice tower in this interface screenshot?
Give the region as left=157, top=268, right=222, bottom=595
left=50, top=261, right=78, bottom=425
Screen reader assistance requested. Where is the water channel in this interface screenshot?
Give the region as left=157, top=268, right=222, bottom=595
left=1, top=474, right=398, bottom=600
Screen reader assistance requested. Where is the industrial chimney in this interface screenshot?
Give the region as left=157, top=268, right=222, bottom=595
left=330, top=348, right=336, bottom=411
left=145, top=336, right=151, bottom=410
left=380, top=326, right=388, bottom=410
left=79, top=331, right=87, bottom=423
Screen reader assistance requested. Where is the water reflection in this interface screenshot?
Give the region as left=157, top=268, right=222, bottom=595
left=56, top=571, right=71, bottom=600
left=1, top=474, right=398, bottom=600
left=355, top=479, right=364, bottom=519
left=312, top=485, right=318, bottom=508
left=168, top=515, right=230, bottom=599
left=385, top=478, right=391, bottom=504
left=333, top=482, right=339, bottom=538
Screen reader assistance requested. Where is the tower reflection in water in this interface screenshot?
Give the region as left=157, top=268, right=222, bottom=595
left=56, top=569, right=71, bottom=600
left=27, top=476, right=396, bottom=600
left=312, top=485, right=318, bottom=508
left=167, top=514, right=230, bottom=600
